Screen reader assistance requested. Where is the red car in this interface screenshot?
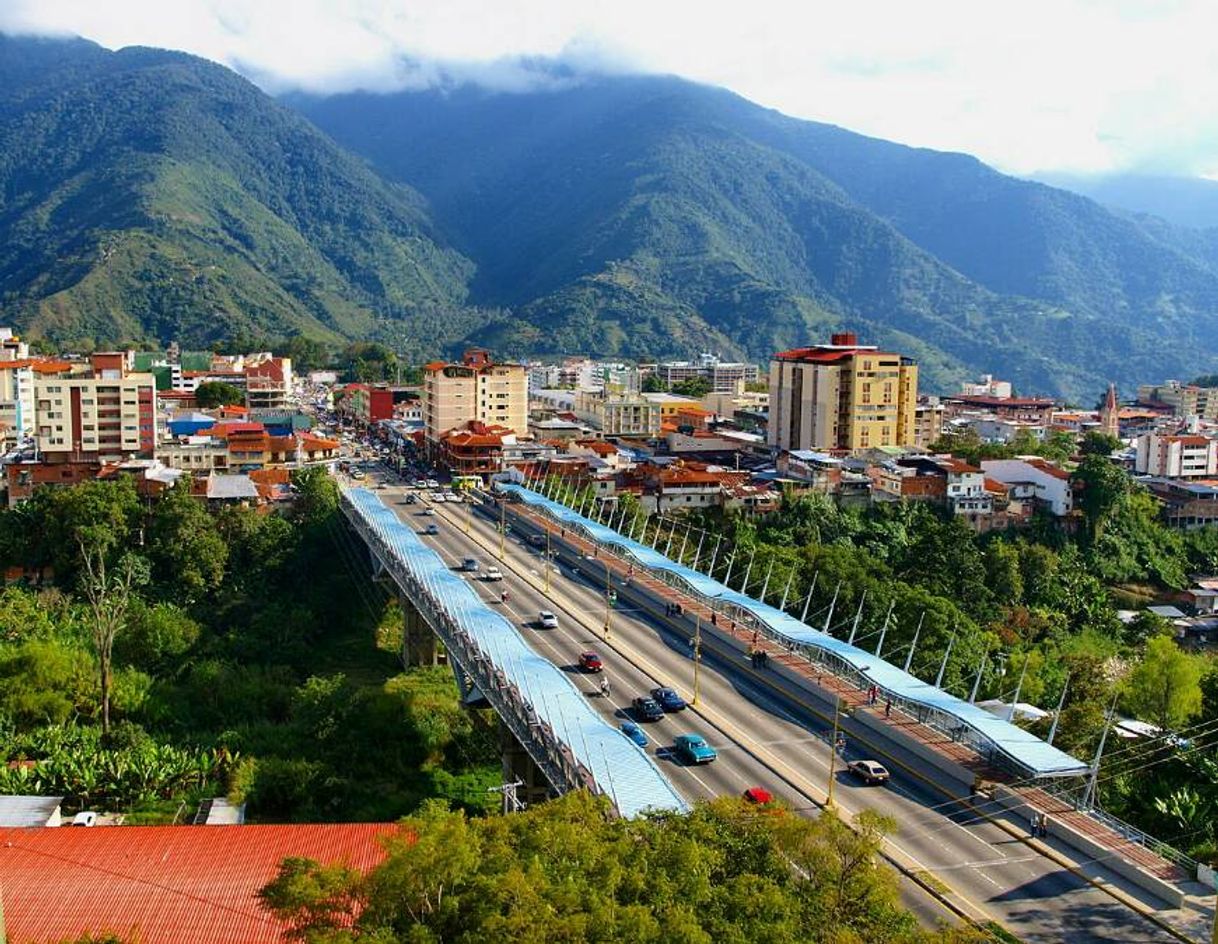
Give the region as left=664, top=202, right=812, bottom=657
left=579, top=652, right=604, bottom=673
left=743, top=787, right=774, bottom=805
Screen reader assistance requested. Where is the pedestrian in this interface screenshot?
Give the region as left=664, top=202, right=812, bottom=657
left=751, top=630, right=758, bottom=647
left=760, top=650, right=768, bottom=669
left=884, top=699, right=892, bottom=718
left=711, top=612, right=717, bottom=627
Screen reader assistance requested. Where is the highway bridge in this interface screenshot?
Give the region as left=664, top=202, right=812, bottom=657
left=341, top=472, right=1212, bottom=944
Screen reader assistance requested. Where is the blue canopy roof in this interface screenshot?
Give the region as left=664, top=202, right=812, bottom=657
left=500, top=483, right=1087, bottom=779
left=344, top=488, right=688, bottom=817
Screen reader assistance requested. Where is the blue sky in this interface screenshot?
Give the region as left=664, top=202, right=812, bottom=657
left=3, top=0, right=1216, bottom=178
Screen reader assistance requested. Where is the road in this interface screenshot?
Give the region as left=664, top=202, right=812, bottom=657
left=364, top=475, right=1177, bottom=944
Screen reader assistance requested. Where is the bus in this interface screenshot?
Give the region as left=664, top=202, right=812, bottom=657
left=451, top=474, right=482, bottom=492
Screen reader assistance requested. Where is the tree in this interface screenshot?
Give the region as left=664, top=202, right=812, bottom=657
left=641, top=373, right=668, bottom=393
left=147, top=480, right=228, bottom=598
left=671, top=376, right=712, bottom=398
left=1073, top=454, right=1129, bottom=539
left=78, top=539, right=148, bottom=737
left=195, top=381, right=245, bottom=409
left=1125, top=634, right=1204, bottom=732
left=1079, top=431, right=1121, bottom=457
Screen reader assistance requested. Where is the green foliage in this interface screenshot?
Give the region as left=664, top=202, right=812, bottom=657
left=671, top=376, right=713, bottom=397
left=194, top=380, right=245, bottom=408
left=261, top=793, right=977, bottom=944
left=1123, top=634, right=1205, bottom=732
left=642, top=373, right=668, bottom=392
left=146, top=480, right=229, bottom=598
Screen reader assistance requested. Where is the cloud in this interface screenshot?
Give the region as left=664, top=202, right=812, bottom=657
left=2, top=0, right=1217, bottom=177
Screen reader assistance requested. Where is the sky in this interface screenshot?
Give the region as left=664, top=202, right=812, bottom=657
left=3, top=0, right=1217, bottom=179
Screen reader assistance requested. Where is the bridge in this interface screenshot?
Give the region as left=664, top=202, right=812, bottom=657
left=342, top=487, right=687, bottom=818
left=341, top=469, right=1213, bottom=944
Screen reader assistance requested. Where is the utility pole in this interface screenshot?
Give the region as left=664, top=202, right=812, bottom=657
left=827, top=698, right=844, bottom=808
left=692, top=613, right=702, bottom=706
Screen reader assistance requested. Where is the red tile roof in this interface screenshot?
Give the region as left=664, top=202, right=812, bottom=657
left=0, top=823, right=400, bottom=944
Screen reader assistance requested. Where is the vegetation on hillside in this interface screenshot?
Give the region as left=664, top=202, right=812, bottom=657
left=0, top=472, right=498, bottom=821
left=260, top=791, right=988, bottom=944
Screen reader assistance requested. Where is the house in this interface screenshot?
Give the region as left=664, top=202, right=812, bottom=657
left=1142, top=477, right=1218, bottom=529
left=775, top=450, right=844, bottom=493
left=981, top=458, right=1075, bottom=516
left=244, top=356, right=294, bottom=410
left=1135, top=431, right=1218, bottom=478
left=0, top=822, right=399, bottom=944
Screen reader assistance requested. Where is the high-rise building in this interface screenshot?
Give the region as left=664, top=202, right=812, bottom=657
left=422, top=350, right=527, bottom=443
left=768, top=333, right=918, bottom=452
left=34, top=354, right=157, bottom=461
left=656, top=353, right=760, bottom=393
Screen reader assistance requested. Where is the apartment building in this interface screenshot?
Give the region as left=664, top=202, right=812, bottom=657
left=980, top=458, right=1074, bottom=516
left=423, top=350, right=527, bottom=443
left=244, top=356, right=293, bottom=411
left=0, top=359, right=35, bottom=448
left=34, top=354, right=157, bottom=461
left=656, top=353, right=760, bottom=393
left=1137, top=380, right=1218, bottom=420
left=913, top=396, right=945, bottom=448
left=1135, top=431, right=1218, bottom=478
left=768, top=333, right=918, bottom=452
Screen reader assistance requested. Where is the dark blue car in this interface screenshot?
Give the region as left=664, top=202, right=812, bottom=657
left=632, top=696, right=665, bottom=722
left=651, top=686, right=687, bottom=712
left=620, top=721, right=649, bottom=748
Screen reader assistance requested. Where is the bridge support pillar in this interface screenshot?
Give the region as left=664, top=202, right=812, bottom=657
left=401, top=597, right=438, bottom=668
left=499, top=719, right=552, bottom=811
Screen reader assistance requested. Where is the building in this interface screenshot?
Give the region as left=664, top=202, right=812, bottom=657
left=0, top=357, right=35, bottom=447
left=577, top=391, right=662, bottom=437
left=960, top=374, right=1013, bottom=399
left=656, top=353, right=760, bottom=393
left=339, top=383, right=396, bottom=426
left=775, top=450, right=844, bottom=492
left=943, top=394, right=1056, bottom=425
left=768, top=333, right=918, bottom=452
left=1143, top=478, right=1218, bottom=529
left=34, top=354, right=157, bottom=462
left=913, top=396, right=944, bottom=448
left=980, top=458, right=1075, bottom=516
left=244, top=356, right=293, bottom=410
left=1100, top=382, right=1120, bottom=440
left=423, top=350, right=527, bottom=444
left=0, top=822, right=399, bottom=944
left=1135, top=431, right=1218, bottom=478
left=438, top=421, right=517, bottom=477
left=1137, top=380, right=1218, bottom=420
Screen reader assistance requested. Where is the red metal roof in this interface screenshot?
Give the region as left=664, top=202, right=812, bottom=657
left=0, top=823, right=400, bottom=944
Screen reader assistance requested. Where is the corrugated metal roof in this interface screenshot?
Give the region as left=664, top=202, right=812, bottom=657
left=500, top=483, right=1089, bottom=779
left=0, top=823, right=397, bottom=944
left=344, top=489, right=687, bottom=818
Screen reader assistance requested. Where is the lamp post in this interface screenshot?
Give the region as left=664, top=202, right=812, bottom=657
left=692, top=613, right=702, bottom=706
left=603, top=559, right=612, bottom=639
left=499, top=501, right=506, bottom=561
left=827, top=697, right=844, bottom=808
left=545, top=527, right=552, bottom=595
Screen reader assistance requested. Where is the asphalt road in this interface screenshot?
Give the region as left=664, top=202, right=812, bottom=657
left=363, top=475, right=1175, bottom=944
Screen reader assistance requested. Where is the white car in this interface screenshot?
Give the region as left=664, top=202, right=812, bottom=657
left=483, top=566, right=504, bottom=581
left=426, top=479, right=440, bottom=489
left=538, top=610, right=559, bottom=629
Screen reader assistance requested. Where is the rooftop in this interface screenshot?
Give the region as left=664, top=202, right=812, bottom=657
left=0, top=822, right=398, bottom=944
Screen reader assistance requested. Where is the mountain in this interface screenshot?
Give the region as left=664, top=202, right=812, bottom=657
left=292, top=76, right=1218, bottom=398
left=0, top=35, right=474, bottom=348
left=1036, top=172, right=1218, bottom=231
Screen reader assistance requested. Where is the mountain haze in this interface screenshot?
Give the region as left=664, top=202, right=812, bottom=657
left=293, top=76, right=1218, bottom=397
left=4, top=35, right=1218, bottom=397
left=0, top=35, right=473, bottom=348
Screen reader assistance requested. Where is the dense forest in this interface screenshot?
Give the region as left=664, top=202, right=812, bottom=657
left=0, top=471, right=499, bottom=822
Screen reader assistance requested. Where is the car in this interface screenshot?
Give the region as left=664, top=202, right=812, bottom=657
left=350, top=469, right=366, bottom=480
left=579, top=652, right=603, bottom=672
left=527, top=533, right=547, bottom=548
left=483, top=566, right=504, bottom=581
left=620, top=721, right=649, bottom=748
left=423, top=523, right=440, bottom=536
left=404, top=493, right=418, bottom=504
left=462, top=557, right=480, bottom=572
left=422, top=507, right=436, bottom=516
left=413, top=479, right=427, bottom=488
left=632, top=696, right=665, bottom=722
left=847, top=760, right=890, bottom=785
left=673, top=734, right=717, bottom=765
left=426, top=479, right=440, bottom=488
left=538, top=610, right=559, bottom=629
left=71, top=811, right=98, bottom=827
left=743, top=787, right=774, bottom=805
left=650, top=686, right=687, bottom=712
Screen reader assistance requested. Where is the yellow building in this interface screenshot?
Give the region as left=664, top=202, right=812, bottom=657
left=422, top=349, right=527, bottom=443
left=768, top=333, right=918, bottom=452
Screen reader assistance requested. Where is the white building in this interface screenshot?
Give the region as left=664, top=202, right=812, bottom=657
left=961, top=374, right=1013, bottom=399
left=980, top=458, right=1074, bottom=516
left=1135, top=431, right=1218, bottom=479
left=656, top=352, right=759, bottom=393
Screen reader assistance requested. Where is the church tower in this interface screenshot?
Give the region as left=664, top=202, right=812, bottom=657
left=1100, top=382, right=1119, bottom=439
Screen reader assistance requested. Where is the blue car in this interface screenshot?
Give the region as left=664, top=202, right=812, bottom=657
left=620, top=721, right=649, bottom=748
left=651, top=686, right=687, bottom=712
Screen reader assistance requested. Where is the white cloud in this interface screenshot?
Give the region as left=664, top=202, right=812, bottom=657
left=3, top=0, right=1217, bottom=176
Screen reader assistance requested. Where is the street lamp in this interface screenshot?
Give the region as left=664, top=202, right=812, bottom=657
left=827, top=696, right=846, bottom=808
left=544, top=527, right=552, bottom=595
left=603, top=558, right=613, bottom=640
left=692, top=613, right=702, bottom=706
left=499, top=501, right=506, bottom=561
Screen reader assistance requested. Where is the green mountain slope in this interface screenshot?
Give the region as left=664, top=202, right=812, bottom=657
left=293, top=76, right=1218, bottom=397
left=0, top=35, right=473, bottom=347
